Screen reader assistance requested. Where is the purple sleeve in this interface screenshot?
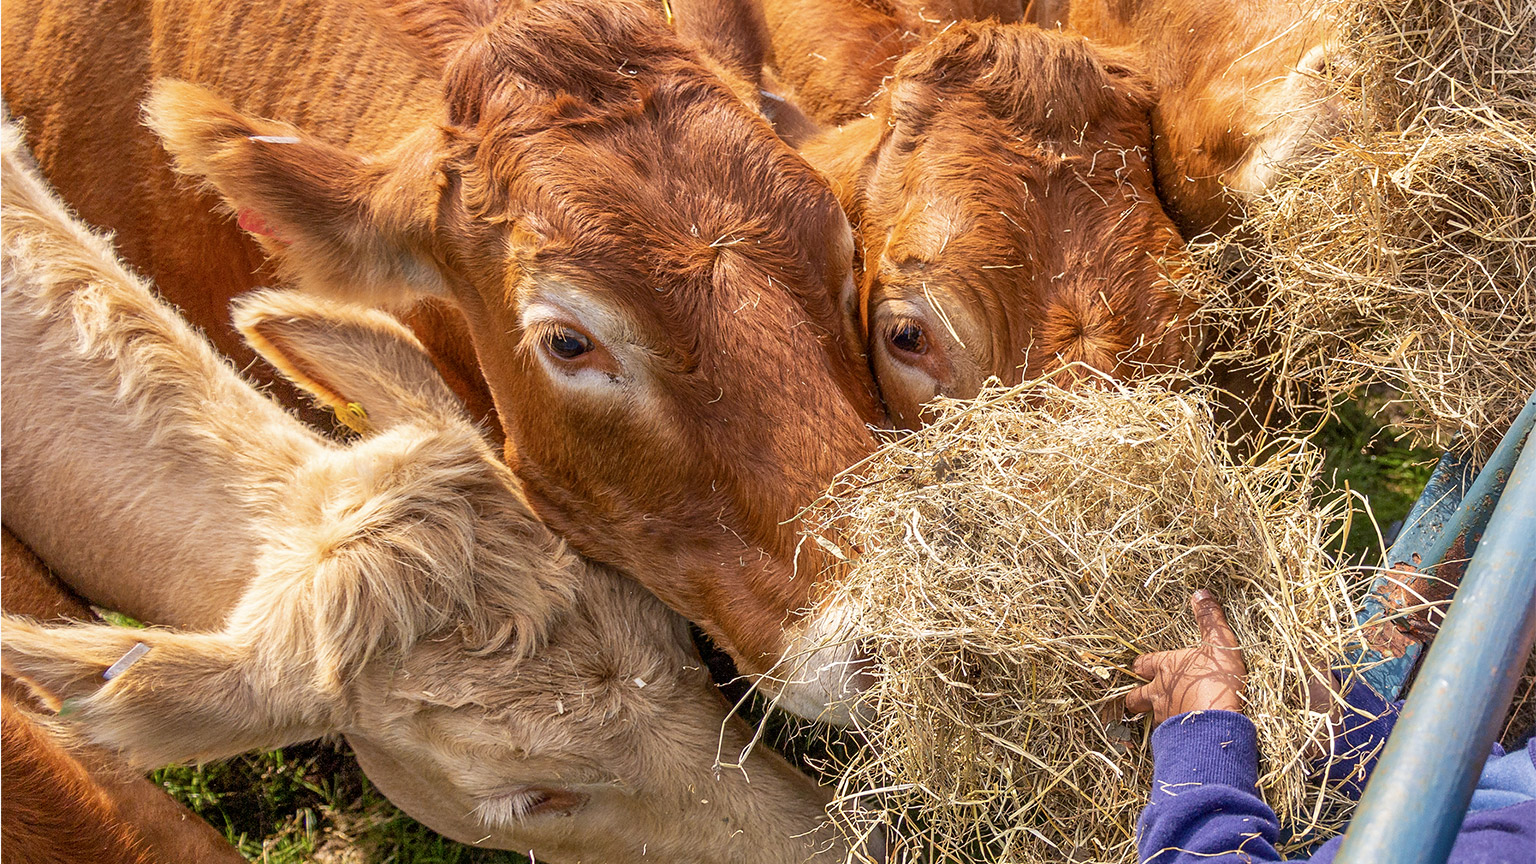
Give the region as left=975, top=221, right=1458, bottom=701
left=1312, top=679, right=1401, bottom=800
left=1136, top=698, right=1534, bottom=864
left=1136, top=710, right=1286, bottom=864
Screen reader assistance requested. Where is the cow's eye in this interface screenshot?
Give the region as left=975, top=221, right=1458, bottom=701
left=889, top=322, right=927, bottom=355
left=544, top=327, right=593, bottom=360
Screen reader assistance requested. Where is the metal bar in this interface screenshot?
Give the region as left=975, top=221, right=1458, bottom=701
left=1352, top=450, right=1470, bottom=700
left=1333, top=435, right=1536, bottom=864
left=1387, top=389, right=1535, bottom=572
left=1350, top=390, right=1536, bottom=700
left=1388, top=448, right=1474, bottom=564
left=1416, top=390, right=1536, bottom=577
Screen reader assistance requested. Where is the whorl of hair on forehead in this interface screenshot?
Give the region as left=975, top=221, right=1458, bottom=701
left=441, top=0, right=696, bottom=130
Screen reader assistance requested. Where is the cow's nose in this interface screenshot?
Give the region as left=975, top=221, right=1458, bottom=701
left=772, top=610, right=877, bottom=724
left=861, top=824, right=890, bottom=864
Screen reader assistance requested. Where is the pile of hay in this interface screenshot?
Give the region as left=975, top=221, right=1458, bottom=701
left=1189, top=0, right=1536, bottom=454
left=805, top=378, right=1365, bottom=863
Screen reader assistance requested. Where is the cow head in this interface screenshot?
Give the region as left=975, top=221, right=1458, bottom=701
left=0, top=291, right=855, bottom=862
left=1, top=586, right=851, bottom=863
left=143, top=0, right=886, bottom=711
left=802, top=24, right=1197, bottom=428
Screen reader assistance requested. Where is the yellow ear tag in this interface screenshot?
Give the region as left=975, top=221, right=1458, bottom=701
left=336, top=401, right=372, bottom=434
left=660, top=0, right=674, bottom=27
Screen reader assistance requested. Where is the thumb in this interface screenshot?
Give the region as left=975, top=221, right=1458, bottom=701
left=1125, top=683, right=1154, bottom=716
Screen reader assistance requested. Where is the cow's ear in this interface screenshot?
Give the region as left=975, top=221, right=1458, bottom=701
left=800, top=117, right=881, bottom=352
left=757, top=70, right=822, bottom=148
left=1, top=617, right=332, bottom=768
left=1091, top=47, right=1157, bottom=117
left=799, top=116, right=881, bottom=227
left=144, top=79, right=448, bottom=305
left=232, top=289, right=465, bottom=434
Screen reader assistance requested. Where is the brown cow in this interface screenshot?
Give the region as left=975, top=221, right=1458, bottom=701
left=2, top=0, right=884, bottom=715
left=1, top=532, right=249, bottom=864
left=801, top=23, right=1196, bottom=427
left=0, top=127, right=861, bottom=862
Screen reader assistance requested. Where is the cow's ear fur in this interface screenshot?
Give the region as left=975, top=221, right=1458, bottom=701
left=799, top=117, right=881, bottom=355
left=232, top=290, right=465, bottom=434
left=1090, top=46, right=1158, bottom=117
left=144, top=79, right=448, bottom=304
left=1, top=617, right=331, bottom=768
left=799, top=116, right=880, bottom=226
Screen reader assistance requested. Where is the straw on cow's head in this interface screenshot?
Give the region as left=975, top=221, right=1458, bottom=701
left=141, top=0, right=887, bottom=713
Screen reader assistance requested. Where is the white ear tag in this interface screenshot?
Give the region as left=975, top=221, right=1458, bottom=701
left=103, top=642, right=151, bottom=680
left=248, top=135, right=301, bottom=144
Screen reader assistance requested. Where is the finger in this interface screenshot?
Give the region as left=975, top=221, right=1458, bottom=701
left=1132, top=652, right=1162, bottom=679
left=1124, top=684, right=1153, bottom=715
left=1191, top=589, right=1239, bottom=650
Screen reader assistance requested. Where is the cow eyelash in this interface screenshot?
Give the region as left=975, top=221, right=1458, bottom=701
left=524, top=320, right=596, bottom=362
left=473, top=790, right=552, bottom=827
left=473, top=787, right=589, bottom=827
left=886, top=320, right=928, bottom=355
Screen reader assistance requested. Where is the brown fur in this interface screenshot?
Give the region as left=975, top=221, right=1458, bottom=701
left=2, top=0, right=886, bottom=707
left=0, top=128, right=852, bottom=862
left=2, top=529, right=93, bottom=625
left=1, top=699, right=248, bottom=864
left=375, top=0, right=501, bottom=67
left=1, top=697, right=156, bottom=864
left=802, top=24, right=1196, bottom=426
left=761, top=0, right=1027, bottom=125
left=1042, top=0, right=1345, bottom=236
left=762, top=0, right=922, bottom=125
left=669, top=0, right=772, bottom=87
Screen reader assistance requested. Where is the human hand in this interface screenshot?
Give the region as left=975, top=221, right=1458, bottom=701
left=1124, top=589, right=1247, bottom=724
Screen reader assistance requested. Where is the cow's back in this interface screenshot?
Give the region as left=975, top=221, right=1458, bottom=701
left=2, top=0, right=448, bottom=390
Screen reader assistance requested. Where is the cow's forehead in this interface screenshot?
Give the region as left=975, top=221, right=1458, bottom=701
left=882, top=27, right=1153, bottom=152
left=454, top=1, right=844, bottom=271
left=497, top=113, right=835, bottom=242
left=871, top=104, right=1153, bottom=230
left=465, top=121, right=846, bottom=336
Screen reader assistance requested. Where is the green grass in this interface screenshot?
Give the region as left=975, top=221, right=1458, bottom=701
left=1310, top=395, right=1441, bottom=564
left=153, top=742, right=527, bottom=863
left=151, top=393, right=1441, bottom=861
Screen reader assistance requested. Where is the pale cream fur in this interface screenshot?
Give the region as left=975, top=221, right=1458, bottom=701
left=0, top=123, right=849, bottom=863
